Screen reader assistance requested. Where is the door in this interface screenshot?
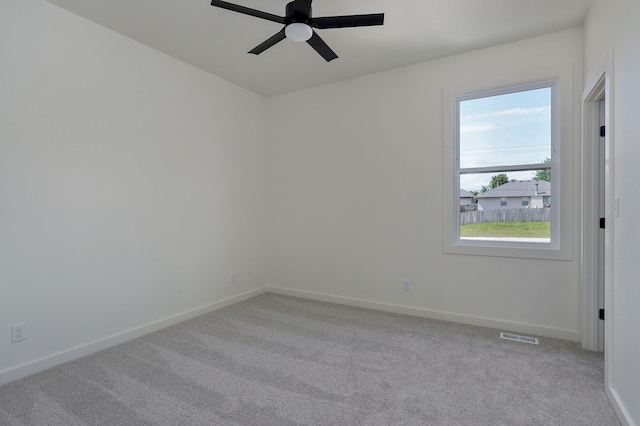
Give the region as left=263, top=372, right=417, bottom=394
left=597, top=99, right=605, bottom=352
left=582, top=75, right=607, bottom=353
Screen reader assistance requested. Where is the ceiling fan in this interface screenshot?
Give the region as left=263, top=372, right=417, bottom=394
left=210, top=0, right=385, bottom=62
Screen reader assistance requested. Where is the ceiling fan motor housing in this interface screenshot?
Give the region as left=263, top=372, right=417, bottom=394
left=286, top=1, right=311, bottom=24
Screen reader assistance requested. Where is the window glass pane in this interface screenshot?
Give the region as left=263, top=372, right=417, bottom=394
left=459, top=87, right=551, bottom=169
left=459, top=171, right=551, bottom=243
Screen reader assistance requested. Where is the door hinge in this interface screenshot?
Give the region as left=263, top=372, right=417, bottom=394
left=600, top=126, right=606, bottom=137
left=600, top=218, right=605, bottom=229
left=599, top=309, right=605, bottom=320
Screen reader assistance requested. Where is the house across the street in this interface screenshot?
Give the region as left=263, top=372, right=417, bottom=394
left=460, top=189, right=475, bottom=211
left=474, top=180, right=550, bottom=211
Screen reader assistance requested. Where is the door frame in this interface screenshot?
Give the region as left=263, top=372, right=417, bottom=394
left=581, top=51, right=614, bottom=382
left=582, top=76, right=605, bottom=352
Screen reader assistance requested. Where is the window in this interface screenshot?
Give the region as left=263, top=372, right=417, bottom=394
left=458, top=82, right=552, bottom=243
left=443, top=64, right=573, bottom=260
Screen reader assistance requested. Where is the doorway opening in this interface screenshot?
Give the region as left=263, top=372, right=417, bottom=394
left=582, top=74, right=609, bottom=354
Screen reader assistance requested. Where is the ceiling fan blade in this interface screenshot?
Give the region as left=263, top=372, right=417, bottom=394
left=211, top=0, right=286, bottom=24
left=248, top=28, right=287, bottom=55
left=306, top=31, right=338, bottom=62
left=291, top=0, right=312, bottom=19
left=311, top=13, right=384, bottom=29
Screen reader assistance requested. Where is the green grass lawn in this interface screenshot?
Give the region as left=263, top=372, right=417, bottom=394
left=460, top=222, right=550, bottom=238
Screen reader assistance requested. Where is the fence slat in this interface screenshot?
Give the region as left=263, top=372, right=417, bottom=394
left=460, top=208, right=550, bottom=225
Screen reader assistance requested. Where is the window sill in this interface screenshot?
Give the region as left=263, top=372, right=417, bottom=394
left=444, top=238, right=572, bottom=261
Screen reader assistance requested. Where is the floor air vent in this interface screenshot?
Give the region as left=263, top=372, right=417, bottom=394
left=500, top=332, right=539, bottom=345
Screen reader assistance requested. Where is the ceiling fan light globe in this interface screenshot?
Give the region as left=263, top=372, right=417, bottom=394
left=285, top=23, right=312, bottom=42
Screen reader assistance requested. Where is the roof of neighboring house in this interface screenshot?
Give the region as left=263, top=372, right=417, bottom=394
left=460, top=189, right=474, bottom=198
left=475, top=180, right=551, bottom=198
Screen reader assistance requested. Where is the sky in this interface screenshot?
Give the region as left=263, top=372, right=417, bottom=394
left=459, top=86, right=551, bottom=192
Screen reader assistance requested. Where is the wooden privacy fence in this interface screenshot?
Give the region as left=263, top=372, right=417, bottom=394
left=460, top=208, right=551, bottom=225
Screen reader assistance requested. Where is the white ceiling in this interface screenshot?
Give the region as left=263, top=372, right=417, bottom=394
left=46, top=0, right=592, bottom=97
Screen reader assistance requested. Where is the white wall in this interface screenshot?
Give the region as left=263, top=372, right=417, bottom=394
left=0, top=0, right=267, bottom=381
left=584, top=1, right=640, bottom=424
left=267, top=28, right=583, bottom=341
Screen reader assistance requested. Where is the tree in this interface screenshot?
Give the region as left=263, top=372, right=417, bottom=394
left=534, top=158, right=551, bottom=182
left=490, top=174, right=509, bottom=189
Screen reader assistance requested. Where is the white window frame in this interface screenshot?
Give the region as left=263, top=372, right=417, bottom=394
left=443, top=64, right=573, bottom=260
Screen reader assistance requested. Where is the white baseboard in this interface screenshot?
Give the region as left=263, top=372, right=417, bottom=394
left=267, top=286, right=581, bottom=342
left=0, top=287, right=269, bottom=386
left=606, top=385, right=634, bottom=426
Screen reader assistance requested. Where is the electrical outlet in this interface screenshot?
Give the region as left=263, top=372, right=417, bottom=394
left=230, top=273, right=236, bottom=284
left=11, top=323, right=26, bottom=343
left=402, top=280, right=410, bottom=292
